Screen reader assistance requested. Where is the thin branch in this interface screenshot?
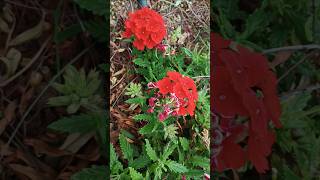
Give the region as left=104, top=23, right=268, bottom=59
left=192, top=75, right=210, bottom=79
left=280, top=84, right=320, bottom=100
left=263, top=44, right=320, bottom=54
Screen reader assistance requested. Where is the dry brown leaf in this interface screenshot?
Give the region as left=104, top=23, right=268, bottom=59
left=59, top=133, right=94, bottom=154
left=0, top=101, right=17, bottom=136
left=76, top=145, right=100, bottom=161
left=19, top=88, right=34, bottom=114
left=24, top=138, right=70, bottom=157
left=0, top=140, right=14, bottom=156
left=15, top=150, right=57, bottom=177
left=9, top=164, right=44, bottom=180
left=271, top=51, right=293, bottom=68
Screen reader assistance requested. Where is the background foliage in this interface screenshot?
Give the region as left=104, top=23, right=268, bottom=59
left=212, top=0, right=320, bottom=179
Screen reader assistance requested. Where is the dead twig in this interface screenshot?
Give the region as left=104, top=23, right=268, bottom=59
left=263, top=44, right=320, bottom=54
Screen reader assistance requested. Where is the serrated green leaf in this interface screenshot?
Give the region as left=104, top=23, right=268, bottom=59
left=110, top=144, right=123, bottom=174
left=145, top=139, right=158, bottom=161
left=139, top=121, right=157, bottom=135
left=71, top=166, right=107, bottom=180
left=129, top=154, right=151, bottom=170
left=119, top=133, right=133, bottom=161
left=164, top=124, right=178, bottom=140
left=185, top=169, right=205, bottom=177
left=282, top=165, right=300, bottom=180
left=166, top=160, right=188, bottom=173
left=133, top=114, right=153, bottom=122
left=179, top=137, right=189, bottom=151
left=133, top=58, right=150, bottom=67
left=125, top=97, right=146, bottom=105
left=161, top=142, right=177, bottom=160
left=190, top=156, right=210, bottom=169
left=129, top=167, right=144, bottom=180
left=48, top=113, right=102, bottom=133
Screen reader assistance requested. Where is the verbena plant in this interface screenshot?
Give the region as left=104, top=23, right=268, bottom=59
left=110, top=47, right=210, bottom=179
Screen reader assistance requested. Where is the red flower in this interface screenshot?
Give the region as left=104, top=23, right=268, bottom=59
left=212, top=33, right=282, bottom=173
left=147, top=71, right=198, bottom=121
left=122, top=7, right=166, bottom=50
left=157, top=71, right=198, bottom=116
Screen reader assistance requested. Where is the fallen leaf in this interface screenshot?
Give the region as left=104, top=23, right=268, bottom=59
left=0, top=17, right=10, bottom=33
left=9, top=14, right=45, bottom=46
left=0, top=101, right=17, bottom=136
left=24, top=138, right=70, bottom=157
left=59, top=133, right=94, bottom=154
left=271, top=51, right=293, bottom=68
left=9, top=164, right=43, bottom=180
left=3, top=6, right=14, bottom=23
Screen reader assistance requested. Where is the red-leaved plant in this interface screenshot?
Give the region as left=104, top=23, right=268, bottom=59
left=147, top=71, right=198, bottom=121
left=122, top=7, right=166, bottom=50
left=211, top=33, right=282, bottom=173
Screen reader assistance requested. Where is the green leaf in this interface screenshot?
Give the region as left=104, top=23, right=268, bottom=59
left=133, top=114, right=153, bottom=122
left=110, top=144, right=123, bottom=174
left=166, top=160, right=188, bottom=173
left=49, top=65, right=101, bottom=111
left=179, top=137, right=189, bottom=151
left=125, top=83, right=143, bottom=97
left=129, top=154, right=151, bottom=170
left=145, top=139, right=158, bottom=161
left=48, top=96, right=72, bottom=106
left=129, top=167, right=144, bottom=180
left=239, top=9, right=271, bottom=40
left=48, top=113, right=102, bottom=133
left=164, top=124, right=178, bottom=140
left=52, top=83, right=72, bottom=94
left=181, top=47, right=192, bottom=57
left=282, top=165, right=300, bottom=180
left=185, top=169, right=206, bottom=177
left=67, top=103, right=81, bottom=114
left=71, top=166, right=107, bottom=180
left=73, top=0, right=107, bottom=15
left=133, top=58, right=150, bottom=67
left=190, top=156, right=210, bottom=169
left=161, top=142, right=177, bottom=160
left=119, top=133, right=133, bottom=161
left=139, top=121, right=157, bottom=135
left=125, top=97, right=146, bottom=105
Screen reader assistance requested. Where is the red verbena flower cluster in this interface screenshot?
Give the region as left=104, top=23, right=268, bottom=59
left=147, top=71, right=198, bottom=121
left=122, top=7, right=166, bottom=51
left=211, top=33, right=282, bottom=173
